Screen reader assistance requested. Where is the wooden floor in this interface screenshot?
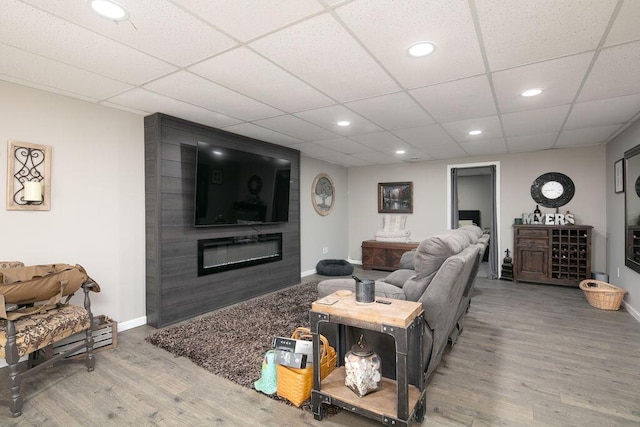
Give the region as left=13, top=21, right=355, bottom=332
left=1, top=265, right=639, bottom=426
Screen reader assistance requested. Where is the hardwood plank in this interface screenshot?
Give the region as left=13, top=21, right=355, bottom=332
left=2, top=266, right=639, bottom=426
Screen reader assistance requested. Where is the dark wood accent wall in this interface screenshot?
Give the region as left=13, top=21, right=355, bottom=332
left=145, top=113, right=301, bottom=328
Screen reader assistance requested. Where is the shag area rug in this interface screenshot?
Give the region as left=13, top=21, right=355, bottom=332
left=146, top=281, right=337, bottom=414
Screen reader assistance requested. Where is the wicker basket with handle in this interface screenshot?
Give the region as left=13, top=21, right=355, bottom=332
left=579, top=279, right=628, bottom=310
left=276, top=327, right=337, bottom=407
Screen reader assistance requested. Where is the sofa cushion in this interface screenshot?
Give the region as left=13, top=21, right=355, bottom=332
left=457, top=225, right=483, bottom=244
left=399, top=250, right=416, bottom=269
left=317, top=278, right=406, bottom=300
left=381, top=269, right=415, bottom=288
left=414, top=232, right=468, bottom=279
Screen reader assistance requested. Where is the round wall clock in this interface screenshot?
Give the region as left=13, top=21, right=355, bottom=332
left=530, top=172, right=575, bottom=208
left=635, top=176, right=640, bottom=197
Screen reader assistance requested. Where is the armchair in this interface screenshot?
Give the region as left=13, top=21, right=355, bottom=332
left=0, top=262, right=100, bottom=417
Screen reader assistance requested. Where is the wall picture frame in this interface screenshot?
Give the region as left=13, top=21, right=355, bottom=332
left=614, top=158, right=624, bottom=194
left=378, top=181, right=413, bottom=213
left=312, top=173, right=335, bottom=216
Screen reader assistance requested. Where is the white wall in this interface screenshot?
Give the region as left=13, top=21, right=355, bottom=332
left=347, top=146, right=607, bottom=274
left=300, top=156, right=349, bottom=274
left=0, top=82, right=146, bottom=328
left=458, top=175, right=492, bottom=229
left=606, top=119, right=640, bottom=320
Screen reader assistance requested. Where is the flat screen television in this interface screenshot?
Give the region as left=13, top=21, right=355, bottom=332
left=194, top=141, right=291, bottom=227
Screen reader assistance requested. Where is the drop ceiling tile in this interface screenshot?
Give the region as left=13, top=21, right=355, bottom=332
left=250, top=13, right=399, bottom=102
left=189, top=47, right=333, bottom=112
left=421, top=144, right=468, bottom=160
left=345, top=92, right=434, bottom=130
left=349, top=132, right=413, bottom=152
left=292, top=142, right=341, bottom=159
left=392, top=125, right=457, bottom=147
left=0, top=43, right=132, bottom=100
left=107, top=88, right=242, bottom=128
left=351, top=151, right=405, bottom=165
left=555, top=124, right=622, bottom=147
left=410, top=75, right=496, bottom=122
left=460, top=138, right=508, bottom=156
left=579, top=42, right=640, bottom=101
left=175, top=0, right=324, bottom=42
left=604, top=0, right=640, bottom=46
left=502, top=105, right=571, bottom=137
left=312, top=153, right=374, bottom=167
left=253, top=115, right=337, bottom=141
left=492, top=53, right=593, bottom=113
left=0, top=1, right=175, bottom=84
left=24, top=0, right=237, bottom=66
left=441, top=116, right=503, bottom=142
left=312, top=138, right=372, bottom=154
left=144, top=71, right=281, bottom=121
left=295, top=105, right=382, bottom=136
left=565, top=94, right=640, bottom=130
left=221, top=123, right=304, bottom=146
left=476, top=0, right=617, bottom=69
left=506, top=133, right=558, bottom=152
left=336, top=0, right=485, bottom=88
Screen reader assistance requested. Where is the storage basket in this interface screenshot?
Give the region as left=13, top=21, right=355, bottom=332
left=276, top=327, right=337, bottom=407
left=579, top=279, right=628, bottom=311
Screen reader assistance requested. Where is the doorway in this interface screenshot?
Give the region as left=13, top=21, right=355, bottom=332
left=447, top=162, right=500, bottom=279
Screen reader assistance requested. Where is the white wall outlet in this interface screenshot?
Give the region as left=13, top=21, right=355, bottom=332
left=617, top=267, right=620, bottom=278
left=322, top=247, right=328, bottom=254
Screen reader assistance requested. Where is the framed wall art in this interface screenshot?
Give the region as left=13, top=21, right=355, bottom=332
left=312, top=173, right=335, bottom=216
left=6, top=140, right=51, bottom=211
left=614, top=158, right=624, bottom=194
left=378, top=181, right=413, bottom=213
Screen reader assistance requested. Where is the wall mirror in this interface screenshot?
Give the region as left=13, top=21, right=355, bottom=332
left=624, top=144, right=640, bottom=274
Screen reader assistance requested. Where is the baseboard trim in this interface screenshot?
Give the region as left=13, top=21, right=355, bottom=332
left=301, top=268, right=317, bottom=278
left=118, top=316, right=147, bottom=332
left=622, top=300, right=640, bottom=323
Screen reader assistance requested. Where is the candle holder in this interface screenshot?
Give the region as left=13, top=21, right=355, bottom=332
left=6, top=140, right=50, bottom=210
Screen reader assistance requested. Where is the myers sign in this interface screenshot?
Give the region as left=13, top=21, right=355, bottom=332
left=522, top=213, right=575, bottom=225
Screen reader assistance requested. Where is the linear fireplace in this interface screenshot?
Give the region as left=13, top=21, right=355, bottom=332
left=197, top=233, right=283, bottom=276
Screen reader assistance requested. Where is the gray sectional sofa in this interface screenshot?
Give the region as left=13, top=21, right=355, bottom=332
left=317, top=225, right=489, bottom=383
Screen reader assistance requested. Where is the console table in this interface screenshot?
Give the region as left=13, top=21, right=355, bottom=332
left=513, top=225, right=592, bottom=286
left=310, top=294, right=425, bottom=426
left=361, top=240, right=418, bottom=271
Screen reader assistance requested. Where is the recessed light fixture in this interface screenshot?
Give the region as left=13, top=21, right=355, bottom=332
left=337, top=120, right=351, bottom=127
left=88, top=0, right=129, bottom=22
left=395, top=150, right=406, bottom=154
left=468, top=130, right=482, bottom=136
left=521, top=88, right=543, bottom=97
left=407, top=41, right=436, bottom=57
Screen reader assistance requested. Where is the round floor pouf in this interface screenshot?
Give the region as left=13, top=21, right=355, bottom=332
left=316, top=259, right=354, bottom=276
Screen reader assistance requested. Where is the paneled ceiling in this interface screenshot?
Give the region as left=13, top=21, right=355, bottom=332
left=2, top=0, right=640, bottom=166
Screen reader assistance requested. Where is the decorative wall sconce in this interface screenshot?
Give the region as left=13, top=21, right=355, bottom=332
left=6, top=140, right=51, bottom=211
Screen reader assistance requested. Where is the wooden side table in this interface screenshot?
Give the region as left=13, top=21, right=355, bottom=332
left=361, top=240, right=418, bottom=271
left=310, top=293, right=425, bottom=426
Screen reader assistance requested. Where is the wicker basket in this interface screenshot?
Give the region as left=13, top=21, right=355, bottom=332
left=276, top=327, right=337, bottom=407
left=579, top=279, right=628, bottom=311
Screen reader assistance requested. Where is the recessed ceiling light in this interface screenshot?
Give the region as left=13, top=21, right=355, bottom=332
left=88, top=0, right=129, bottom=22
left=468, top=130, right=482, bottom=136
left=407, top=41, right=436, bottom=57
left=521, top=88, right=543, bottom=97
left=395, top=150, right=406, bottom=154
left=337, top=120, right=351, bottom=127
